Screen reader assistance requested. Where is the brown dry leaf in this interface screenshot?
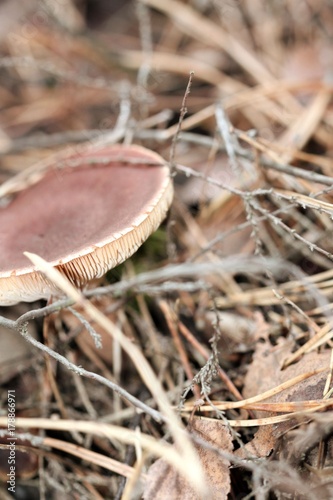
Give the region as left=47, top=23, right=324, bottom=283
left=143, top=419, right=233, bottom=500
left=236, top=338, right=332, bottom=460
left=243, top=338, right=331, bottom=402
left=242, top=338, right=293, bottom=401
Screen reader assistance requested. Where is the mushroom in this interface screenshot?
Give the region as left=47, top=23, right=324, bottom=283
left=0, top=144, right=173, bottom=305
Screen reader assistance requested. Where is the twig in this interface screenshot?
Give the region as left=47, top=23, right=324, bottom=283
left=0, top=257, right=326, bottom=328
left=253, top=201, right=333, bottom=262
left=178, top=321, right=244, bottom=402
left=15, top=321, right=164, bottom=422
left=23, top=251, right=209, bottom=495
left=167, top=130, right=333, bottom=187
left=68, top=306, right=102, bottom=349
left=169, top=72, right=194, bottom=173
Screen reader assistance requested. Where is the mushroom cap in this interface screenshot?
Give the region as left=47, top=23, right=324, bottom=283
left=0, top=144, right=173, bottom=305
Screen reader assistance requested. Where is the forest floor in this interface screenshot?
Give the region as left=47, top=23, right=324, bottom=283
left=0, top=1, right=333, bottom=499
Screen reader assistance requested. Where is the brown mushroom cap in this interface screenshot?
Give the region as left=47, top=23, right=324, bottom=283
left=0, top=145, right=173, bottom=305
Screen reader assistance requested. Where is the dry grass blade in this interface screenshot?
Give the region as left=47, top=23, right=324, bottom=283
left=42, top=437, right=137, bottom=478
left=1, top=3, right=333, bottom=497
left=23, top=252, right=209, bottom=496
left=0, top=417, right=195, bottom=479
left=283, top=323, right=333, bottom=367
left=140, top=0, right=274, bottom=83
left=182, top=368, right=328, bottom=412
left=190, top=402, right=332, bottom=427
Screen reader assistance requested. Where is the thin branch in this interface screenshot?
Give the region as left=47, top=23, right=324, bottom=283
left=15, top=321, right=164, bottom=423
left=169, top=72, right=194, bottom=173
left=68, top=306, right=102, bottom=349
left=0, top=257, right=326, bottom=327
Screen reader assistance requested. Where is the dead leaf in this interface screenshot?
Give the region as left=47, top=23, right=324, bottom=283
left=143, top=419, right=233, bottom=500
left=237, top=338, right=332, bottom=462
